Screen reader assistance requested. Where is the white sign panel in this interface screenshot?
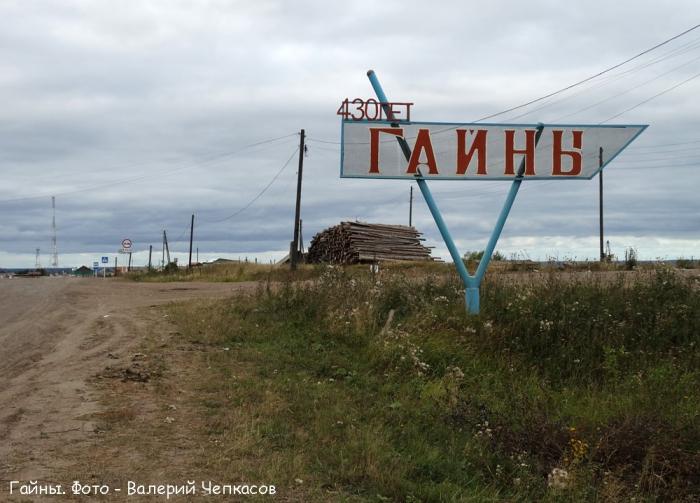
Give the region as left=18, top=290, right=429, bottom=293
left=340, top=121, right=647, bottom=180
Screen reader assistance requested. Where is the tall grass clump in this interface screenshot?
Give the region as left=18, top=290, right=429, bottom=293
left=128, top=262, right=319, bottom=283
left=170, top=265, right=700, bottom=501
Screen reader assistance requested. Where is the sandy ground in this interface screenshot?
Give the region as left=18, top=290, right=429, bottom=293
left=0, top=277, right=253, bottom=488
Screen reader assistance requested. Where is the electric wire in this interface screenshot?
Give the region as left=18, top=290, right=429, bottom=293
left=502, top=36, right=700, bottom=122
left=8, top=26, right=700, bottom=262
left=600, top=70, right=700, bottom=123
left=630, top=139, right=700, bottom=148
left=473, top=23, right=700, bottom=123
left=307, top=24, right=700, bottom=146
left=171, top=222, right=193, bottom=244
left=614, top=153, right=700, bottom=163
left=622, top=145, right=700, bottom=156
left=0, top=133, right=298, bottom=204
left=546, top=53, right=700, bottom=122
left=141, top=145, right=299, bottom=258
left=205, top=147, right=299, bottom=224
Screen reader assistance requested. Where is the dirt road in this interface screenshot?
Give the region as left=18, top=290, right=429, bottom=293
left=0, top=277, right=253, bottom=485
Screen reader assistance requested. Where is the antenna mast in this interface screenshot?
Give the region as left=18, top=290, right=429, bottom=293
left=51, top=196, right=58, bottom=267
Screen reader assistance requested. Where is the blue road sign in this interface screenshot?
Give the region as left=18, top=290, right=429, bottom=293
left=101, top=256, right=109, bottom=264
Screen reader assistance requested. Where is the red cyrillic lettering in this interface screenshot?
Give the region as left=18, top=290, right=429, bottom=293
left=369, top=127, right=403, bottom=173
left=552, top=130, right=583, bottom=176
left=456, top=129, right=488, bottom=175
left=407, top=128, right=439, bottom=174
left=505, top=130, right=536, bottom=176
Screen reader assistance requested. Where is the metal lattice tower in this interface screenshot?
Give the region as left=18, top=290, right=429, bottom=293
left=51, top=196, right=58, bottom=267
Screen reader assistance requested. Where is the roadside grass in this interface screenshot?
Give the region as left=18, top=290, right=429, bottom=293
left=127, top=262, right=320, bottom=283
left=167, top=266, right=700, bottom=501
left=126, top=260, right=451, bottom=283
left=125, top=257, right=678, bottom=284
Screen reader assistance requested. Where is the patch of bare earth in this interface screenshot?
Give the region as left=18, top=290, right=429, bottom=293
left=0, top=278, right=256, bottom=501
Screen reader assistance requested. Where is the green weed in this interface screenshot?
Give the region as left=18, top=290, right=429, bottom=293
left=168, top=265, right=700, bottom=501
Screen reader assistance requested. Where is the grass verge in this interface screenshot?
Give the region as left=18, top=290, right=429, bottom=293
left=127, top=262, right=320, bottom=283
left=164, top=266, right=699, bottom=501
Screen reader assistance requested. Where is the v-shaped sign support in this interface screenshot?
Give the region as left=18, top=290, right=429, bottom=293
left=367, top=70, right=544, bottom=314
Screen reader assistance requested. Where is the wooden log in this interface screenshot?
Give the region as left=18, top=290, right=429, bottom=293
left=307, top=221, right=435, bottom=264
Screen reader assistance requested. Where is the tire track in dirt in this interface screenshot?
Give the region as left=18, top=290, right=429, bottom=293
left=0, top=278, right=256, bottom=485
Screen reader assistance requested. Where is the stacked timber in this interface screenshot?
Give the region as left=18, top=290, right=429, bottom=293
left=307, top=221, right=434, bottom=264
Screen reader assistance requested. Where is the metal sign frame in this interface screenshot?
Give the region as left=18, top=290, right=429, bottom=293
left=360, top=70, right=647, bottom=314
left=340, top=120, right=647, bottom=180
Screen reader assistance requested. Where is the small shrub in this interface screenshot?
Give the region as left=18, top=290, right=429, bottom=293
left=624, top=247, right=638, bottom=270
left=676, top=257, right=698, bottom=269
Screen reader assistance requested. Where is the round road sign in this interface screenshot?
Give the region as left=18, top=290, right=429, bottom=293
left=121, top=238, right=133, bottom=249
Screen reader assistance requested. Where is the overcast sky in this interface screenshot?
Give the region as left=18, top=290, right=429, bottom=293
left=1, top=0, right=699, bottom=268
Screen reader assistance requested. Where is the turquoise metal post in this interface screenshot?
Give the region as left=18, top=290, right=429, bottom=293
left=366, top=70, right=472, bottom=293
left=474, top=178, right=523, bottom=283
left=365, top=69, right=537, bottom=315
left=474, top=124, right=545, bottom=283
left=414, top=178, right=473, bottom=289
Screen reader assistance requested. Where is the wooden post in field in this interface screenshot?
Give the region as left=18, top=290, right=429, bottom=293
left=164, top=230, right=171, bottom=265
left=188, top=213, right=195, bottom=269
left=290, top=129, right=305, bottom=270
left=599, top=147, right=604, bottom=262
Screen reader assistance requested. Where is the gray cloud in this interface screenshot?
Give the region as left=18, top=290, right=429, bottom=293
left=1, top=0, right=699, bottom=268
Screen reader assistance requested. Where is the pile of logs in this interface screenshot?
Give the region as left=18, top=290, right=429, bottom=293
left=307, top=221, right=434, bottom=264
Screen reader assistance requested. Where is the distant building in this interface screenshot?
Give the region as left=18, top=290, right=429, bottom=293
left=209, top=258, right=236, bottom=264
left=73, top=265, right=93, bottom=277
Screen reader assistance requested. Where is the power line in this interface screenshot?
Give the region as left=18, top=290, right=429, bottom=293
left=623, top=145, right=700, bottom=156
left=630, top=139, right=700, bottom=148
left=473, top=23, right=700, bottom=123
left=307, top=24, right=700, bottom=146
left=616, top=162, right=699, bottom=170
left=206, top=147, right=299, bottom=224
left=503, top=36, right=700, bottom=122
left=0, top=133, right=298, bottom=204
left=600, top=69, right=700, bottom=123
left=171, top=221, right=193, bottom=244
left=546, top=53, right=700, bottom=122
left=615, top=153, right=700, bottom=163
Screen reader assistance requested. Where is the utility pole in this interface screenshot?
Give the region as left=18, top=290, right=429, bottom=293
left=188, top=213, right=195, bottom=269
left=51, top=196, right=58, bottom=267
left=148, top=245, right=152, bottom=271
left=164, top=231, right=171, bottom=265
left=114, top=256, right=118, bottom=277
left=599, top=147, right=604, bottom=262
left=290, top=129, right=305, bottom=270
left=35, top=248, right=41, bottom=269
left=299, top=219, right=304, bottom=255
left=196, top=247, right=199, bottom=263
left=162, top=230, right=171, bottom=268
left=128, top=252, right=132, bottom=272
left=409, top=185, right=413, bottom=227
